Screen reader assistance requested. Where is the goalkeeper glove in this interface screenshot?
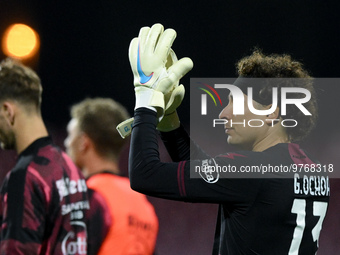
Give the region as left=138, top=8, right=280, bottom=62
left=130, top=23, right=192, bottom=116
left=157, top=49, right=185, bottom=132
left=116, top=23, right=193, bottom=138
left=116, top=48, right=187, bottom=137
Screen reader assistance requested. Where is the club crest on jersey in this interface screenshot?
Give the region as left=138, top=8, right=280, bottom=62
left=199, top=158, right=219, bottom=183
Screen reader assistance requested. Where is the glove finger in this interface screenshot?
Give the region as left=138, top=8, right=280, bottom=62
left=165, top=49, right=178, bottom=69
left=128, top=38, right=140, bottom=84
left=165, top=84, right=185, bottom=114
left=145, top=23, right=164, bottom=55
left=154, top=57, right=192, bottom=94
left=163, top=78, right=179, bottom=105
left=168, top=57, right=194, bottom=83
left=155, top=28, right=177, bottom=62
left=138, top=26, right=150, bottom=51
left=128, top=38, right=139, bottom=67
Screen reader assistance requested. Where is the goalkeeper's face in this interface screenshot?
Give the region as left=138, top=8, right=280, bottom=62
left=218, top=94, right=273, bottom=151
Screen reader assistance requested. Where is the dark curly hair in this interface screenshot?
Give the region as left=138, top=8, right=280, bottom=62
left=236, top=50, right=318, bottom=142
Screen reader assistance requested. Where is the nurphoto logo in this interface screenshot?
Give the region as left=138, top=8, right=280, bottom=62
left=198, top=79, right=312, bottom=128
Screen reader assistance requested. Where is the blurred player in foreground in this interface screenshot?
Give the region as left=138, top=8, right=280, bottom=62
left=125, top=23, right=330, bottom=254
left=0, top=58, right=90, bottom=254
left=65, top=97, right=159, bottom=255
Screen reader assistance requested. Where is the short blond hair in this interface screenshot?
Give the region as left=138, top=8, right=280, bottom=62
left=71, top=98, right=130, bottom=158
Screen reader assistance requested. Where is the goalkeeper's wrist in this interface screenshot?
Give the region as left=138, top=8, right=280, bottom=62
left=157, top=111, right=180, bottom=132
left=135, top=86, right=164, bottom=117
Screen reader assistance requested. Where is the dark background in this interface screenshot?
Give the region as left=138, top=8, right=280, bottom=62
left=0, top=1, right=340, bottom=254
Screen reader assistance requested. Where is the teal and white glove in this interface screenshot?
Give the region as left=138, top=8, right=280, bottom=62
left=116, top=23, right=193, bottom=138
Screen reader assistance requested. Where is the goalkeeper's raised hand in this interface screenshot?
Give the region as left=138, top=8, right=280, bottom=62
left=130, top=23, right=193, bottom=117
left=116, top=23, right=193, bottom=138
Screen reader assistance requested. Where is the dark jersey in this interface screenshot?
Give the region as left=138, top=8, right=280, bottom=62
left=129, top=109, right=330, bottom=255
left=0, top=137, right=90, bottom=255
left=85, top=188, right=111, bottom=255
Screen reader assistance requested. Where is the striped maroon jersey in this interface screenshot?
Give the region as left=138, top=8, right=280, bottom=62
left=0, top=137, right=90, bottom=255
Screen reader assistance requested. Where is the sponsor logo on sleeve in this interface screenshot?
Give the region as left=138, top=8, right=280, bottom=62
left=199, top=158, right=219, bottom=183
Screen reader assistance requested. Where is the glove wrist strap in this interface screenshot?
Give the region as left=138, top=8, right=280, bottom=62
left=135, top=87, right=164, bottom=117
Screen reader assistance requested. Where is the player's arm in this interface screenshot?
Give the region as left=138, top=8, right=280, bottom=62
left=0, top=168, right=47, bottom=253
left=127, top=24, right=260, bottom=203
left=160, top=125, right=211, bottom=162
left=159, top=125, right=191, bottom=161
left=130, top=107, right=261, bottom=203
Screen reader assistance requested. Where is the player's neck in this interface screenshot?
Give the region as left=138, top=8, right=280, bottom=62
left=15, top=114, right=48, bottom=154
left=252, top=131, right=289, bottom=152
left=81, top=152, right=120, bottom=178
left=251, top=121, right=289, bottom=152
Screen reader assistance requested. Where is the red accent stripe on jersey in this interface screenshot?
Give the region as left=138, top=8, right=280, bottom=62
left=177, top=161, right=187, bottom=197
left=180, top=161, right=187, bottom=197
left=27, top=166, right=51, bottom=203
left=220, top=153, right=247, bottom=159
left=288, top=143, right=315, bottom=165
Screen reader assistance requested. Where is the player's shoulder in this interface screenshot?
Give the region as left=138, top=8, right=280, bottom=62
left=20, top=136, right=63, bottom=171
left=22, top=138, right=84, bottom=185
left=88, top=173, right=150, bottom=207
left=87, top=173, right=130, bottom=191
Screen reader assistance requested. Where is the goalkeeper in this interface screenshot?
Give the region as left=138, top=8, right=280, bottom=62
left=125, top=23, right=329, bottom=255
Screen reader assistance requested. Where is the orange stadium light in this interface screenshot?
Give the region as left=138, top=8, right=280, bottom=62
left=2, top=23, right=40, bottom=60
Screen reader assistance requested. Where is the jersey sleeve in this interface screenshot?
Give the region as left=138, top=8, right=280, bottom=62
left=0, top=166, right=47, bottom=254
left=160, top=125, right=210, bottom=161
left=129, top=108, right=262, bottom=204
